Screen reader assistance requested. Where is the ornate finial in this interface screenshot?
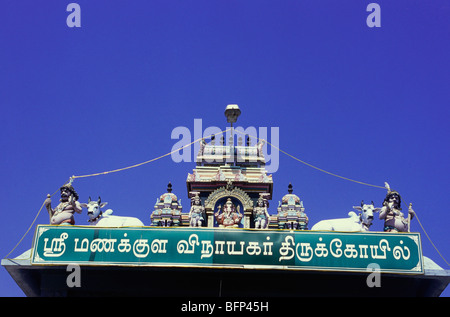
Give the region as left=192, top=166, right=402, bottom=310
left=288, top=183, right=293, bottom=194
left=167, top=182, right=172, bottom=193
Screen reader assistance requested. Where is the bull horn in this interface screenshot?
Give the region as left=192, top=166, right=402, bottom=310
left=98, top=196, right=101, bottom=204
left=371, top=200, right=374, bottom=206
left=361, top=200, right=364, bottom=207
left=88, top=196, right=91, bottom=203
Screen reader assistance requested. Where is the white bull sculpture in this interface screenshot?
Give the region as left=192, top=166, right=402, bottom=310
left=80, top=197, right=144, bottom=227
left=311, top=201, right=381, bottom=232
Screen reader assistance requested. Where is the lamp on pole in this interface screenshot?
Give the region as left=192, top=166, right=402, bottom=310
left=224, top=104, right=241, bottom=165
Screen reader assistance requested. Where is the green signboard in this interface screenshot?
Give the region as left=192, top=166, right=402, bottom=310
left=31, top=225, right=423, bottom=274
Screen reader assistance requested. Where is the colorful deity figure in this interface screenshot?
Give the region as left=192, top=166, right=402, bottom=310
left=215, top=198, right=242, bottom=228
left=253, top=194, right=270, bottom=229
left=44, top=183, right=82, bottom=225
left=188, top=192, right=205, bottom=227
left=379, top=187, right=415, bottom=232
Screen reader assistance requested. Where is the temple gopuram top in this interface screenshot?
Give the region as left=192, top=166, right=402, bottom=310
left=185, top=105, right=275, bottom=229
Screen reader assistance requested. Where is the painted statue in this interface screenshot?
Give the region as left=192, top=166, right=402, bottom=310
left=188, top=193, right=205, bottom=227
left=311, top=201, right=381, bottom=232
left=379, top=187, right=415, bottom=232
left=80, top=196, right=143, bottom=227
left=44, top=183, right=82, bottom=225
left=256, top=139, right=265, bottom=158
left=253, top=194, right=270, bottom=229
left=215, top=198, right=242, bottom=228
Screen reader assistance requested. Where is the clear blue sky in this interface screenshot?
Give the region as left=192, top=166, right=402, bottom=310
left=1, top=1, right=449, bottom=296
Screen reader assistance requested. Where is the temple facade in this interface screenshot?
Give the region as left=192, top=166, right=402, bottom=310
left=3, top=104, right=449, bottom=297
